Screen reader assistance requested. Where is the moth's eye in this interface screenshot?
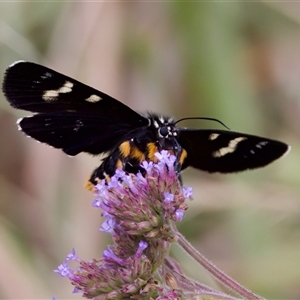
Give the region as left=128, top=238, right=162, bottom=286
left=159, top=126, right=169, bottom=137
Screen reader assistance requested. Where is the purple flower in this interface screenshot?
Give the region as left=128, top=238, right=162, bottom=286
left=182, top=186, right=193, bottom=198
left=54, top=261, right=72, bottom=277
left=103, top=247, right=127, bottom=265
left=174, top=208, right=185, bottom=222
left=55, top=150, right=263, bottom=300
left=135, top=241, right=148, bottom=258
left=55, top=151, right=199, bottom=299
left=92, top=152, right=191, bottom=242
left=66, top=248, right=78, bottom=261
left=140, top=160, right=154, bottom=174
left=163, top=192, right=174, bottom=204
left=99, top=215, right=115, bottom=232
left=55, top=241, right=154, bottom=299
left=154, top=151, right=176, bottom=167
left=72, top=287, right=81, bottom=294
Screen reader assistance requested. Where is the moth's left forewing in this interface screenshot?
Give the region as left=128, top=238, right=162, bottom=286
left=2, top=61, right=143, bottom=123
left=178, top=129, right=290, bottom=173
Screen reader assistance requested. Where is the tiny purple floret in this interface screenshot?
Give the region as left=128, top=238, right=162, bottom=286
left=100, top=216, right=115, bottom=232
left=135, top=241, right=148, bottom=258
left=103, top=248, right=126, bottom=266
left=163, top=192, right=174, bottom=204
left=174, top=209, right=185, bottom=222
left=182, top=186, right=193, bottom=198
left=54, top=261, right=72, bottom=277
left=66, top=248, right=78, bottom=261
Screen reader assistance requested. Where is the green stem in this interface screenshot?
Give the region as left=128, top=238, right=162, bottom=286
left=176, top=231, right=266, bottom=300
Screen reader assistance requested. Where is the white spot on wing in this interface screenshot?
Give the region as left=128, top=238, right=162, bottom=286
left=43, top=90, right=59, bottom=101
left=212, top=137, right=246, bottom=158
left=41, top=72, right=53, bottom=79
left=42, top=81, right=74, bottom=101
left=209, top=133, right=220, bottom=141
left=85, top=94, right=102, bottom=103
left=256, top=141, right=268, bottom=149
left=58, top=81, right=73, bottom=93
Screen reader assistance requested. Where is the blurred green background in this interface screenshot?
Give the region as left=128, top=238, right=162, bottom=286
left=1, top=2, right=300, bottom=299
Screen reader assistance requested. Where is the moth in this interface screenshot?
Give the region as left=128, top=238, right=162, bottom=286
left=2, top=61, right=290, bottom=188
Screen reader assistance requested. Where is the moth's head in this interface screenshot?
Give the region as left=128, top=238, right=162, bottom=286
left=148, top=114, right=177, bottom=140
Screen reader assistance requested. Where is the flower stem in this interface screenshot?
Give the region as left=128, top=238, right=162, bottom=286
left=176, top=231, right=266, bottom=300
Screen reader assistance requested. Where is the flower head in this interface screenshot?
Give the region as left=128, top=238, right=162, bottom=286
left=94, top=151, right=191, bottom=242
left=55, top=151, right=196, bottom=299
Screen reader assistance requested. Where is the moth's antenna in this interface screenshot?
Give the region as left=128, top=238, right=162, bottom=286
left=175, top=117, right=230, bottom=130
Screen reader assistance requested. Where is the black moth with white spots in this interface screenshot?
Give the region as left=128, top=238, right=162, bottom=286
left=2, top=61, right=290, bottom=186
